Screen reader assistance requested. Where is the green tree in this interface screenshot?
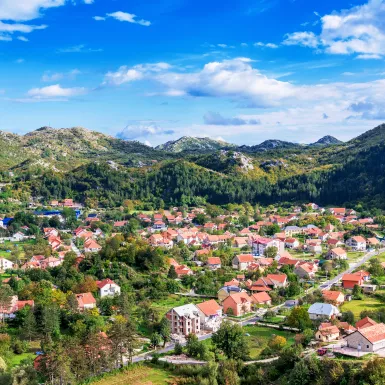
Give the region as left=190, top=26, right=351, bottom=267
left=0, top=285, right=13, bottom=324
left=212, top=321, right=249, bottom=360
left=22, top=308, right=37, bottom=341
left=286, top=307, right=313, bottom=331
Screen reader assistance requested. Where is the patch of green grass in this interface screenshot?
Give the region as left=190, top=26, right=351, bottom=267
left=341, top=296, right=384, bottom=320
left=8, top=352, right=36, bottom=367
left=88, top=364, right=174, bottom=385
left=347, top=252, right=365, bottom=262
left=243, top=325, right=295, bottom=359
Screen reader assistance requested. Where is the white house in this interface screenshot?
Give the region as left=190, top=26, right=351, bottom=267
left=166, top=304, right=201, bottom=336
left=0, top=257, right=14, bottom=271
left=96, top=278, right=121, bottom=298
left=196, top=299, right=223, bottom=332
left=11, top=232, right=25, bottom=242
left=232, top=254, right=255, bottom=270
left=346, top=236, right=366, bottom=251
left=252, top=238, right=283, bottom=256
left=308, top=303, right=340, bottom=320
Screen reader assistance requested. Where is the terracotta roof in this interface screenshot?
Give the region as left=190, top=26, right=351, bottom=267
left=351, top=236, right=366, bottom=243
left=357, top=323, right=385, bottom=343
left=76, top=292, right=96, bottom=307
left=196, top=299, right=222, bottom=316
left=97, top=278, right=118, bottom=289
left=251, top=292, right=271, bottom=303
left=267, top=274, right=287, bottom=283
left=342, top=274, right=363, bottom=282
left=225, top=292, right=251, bottom=305
left=207, top=257, right=221, bottom=265
left=236, top=254, right=254, bottom=263
left=322, top=290, right=344, bottom=302
left=356, top=316, right=378, bottom=330
left=331, top=247, right=347, bottom=256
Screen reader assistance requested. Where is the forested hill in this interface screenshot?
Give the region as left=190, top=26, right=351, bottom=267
left=2, top=124, right=385, bottom=208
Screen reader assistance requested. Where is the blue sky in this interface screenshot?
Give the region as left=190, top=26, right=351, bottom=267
left=1, top=0, right=385, bottom=146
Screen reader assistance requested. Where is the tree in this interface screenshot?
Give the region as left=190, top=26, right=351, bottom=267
left=289, top=359, right=311, bottom=385
left=353, top=284, right=363, bottom=299
left=150, top=333, right=162, bottom=349
left=167, top=265, right=177, bottom=279
left=108, top=316, right=137, bottom=366
left=286, top=307, right=313, bottom=331
left=0, top=285, right=13, bottom=324
left=286, top=281, right=301, bottom=297
left=22, top=307, right=37, bottom=341
left=341, top=311, right=354, bottom=325
left=265, top=246, right=278, bottom=258
left=363, top=357, right=385, bottom=385
left=212, top=321, right=249, bottom=360
left=369, top=258, right=384, bottom=277
left=158, top=317, right=171, bottom=347
left=268, top=335, right=287, bottom=352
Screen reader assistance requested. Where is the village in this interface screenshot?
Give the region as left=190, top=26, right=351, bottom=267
left=1, top=198, right=385, bottom=381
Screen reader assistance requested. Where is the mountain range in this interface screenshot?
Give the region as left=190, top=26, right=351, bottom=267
left=1, top=124, right=385, bottom=208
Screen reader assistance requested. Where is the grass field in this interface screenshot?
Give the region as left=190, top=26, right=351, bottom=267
left=347, top=252, right=365, bottom=262
left=341, top=296, right=384, bottom=320
left=89, top=365, right=174, bottom=385
left=243, top=325, right=295, bottom=359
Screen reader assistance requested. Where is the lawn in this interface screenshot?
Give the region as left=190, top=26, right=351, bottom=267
left=347, top=252, right=365, bottom=262
left=88, top=364, right=174, bottom=385
left=341, top=296, right=384, bottom=320
left=243, top=325, right=295, bottom=359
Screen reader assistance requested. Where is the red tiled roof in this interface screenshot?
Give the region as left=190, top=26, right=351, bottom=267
left=356, top=316, right=377, bottom=330
left=196, top=300, right=222, bottom=316
left=236, top=254, right=254, bottom=263
left=251, top=292, right=271, bottom=303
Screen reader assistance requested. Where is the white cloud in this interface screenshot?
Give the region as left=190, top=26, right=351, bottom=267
left=116, top=121, right=175, bottom=140
left=95, top=11, right=151, bottom=27
left=254, top=41, right=279, bottom=48
left=282, top=31, right=320, bottom=48
left=204, top=111, right=260, bottom=125
left=57, top=44, right=102, bottom=53
left=284, top=0, right=385, bottom=58
left=27, top=84, right=86, bottom=100
left=15, top=58, right=24, bottom=63
left=83, top=0, right=94, bottom=4
left=0, top=0, right=66, bottom=21
left=41, top=69, right=81, bottom=82
left=17, top=36, right=28, bottom=41
left=103, top=62, right=171, bottom=86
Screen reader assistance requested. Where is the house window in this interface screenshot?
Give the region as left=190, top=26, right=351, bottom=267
left=367, top=345, right=369, bottom=349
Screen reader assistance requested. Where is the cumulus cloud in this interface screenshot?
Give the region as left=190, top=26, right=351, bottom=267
left=203, top=111, right=261, bottom=126
left=94, top=11, right=151, bottom=26
left=83, top=0, right=94, bottom=4
left=282, top=31, right=320, bottom=48
left=116, top=121, right=175, bottom=140
left=283, top=0, right=385, bottom=58
left=27, top=84, right=86, bottom=100
left=0, top=0, right=65, bottom=22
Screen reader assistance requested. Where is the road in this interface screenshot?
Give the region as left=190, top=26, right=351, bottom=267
left=132, top=248, right=384, bottom=364
left=318, top=248, right=384, bottom=291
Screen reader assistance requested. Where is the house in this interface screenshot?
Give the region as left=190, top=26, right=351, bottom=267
left=233, top=237, right=249, bottom=248
left=322, top=290, right=345, bottom=305
left=328, top=247, right=348, bottom=260
left=308, top=303, right=340, bottom=320
left=96, top=278, right=121, bottom=298
left=167, top=304, right=201, bottom=336
left=41, top=257, right=62, bottom=269
left=342, top=273, right=365, bottom=289
left=285, top=238, right=300, bottom=249
left=222, top=292, right=252, bottom=317
left=344, top=322, right=385, bottom=353
left=175, top=265, right=193, bottom=277
left=196, top=300, right=223, bottom=332
left=249, top=274, right=288, bottom=292
left=0, top=257, right=14, bottom=271
left=294, top=262, right=317, bottom=279
left=232, top=254, right=255, bottom=270
left=75, top=292, right=96, bottom=312
left=206, top=257, right=221, bottom=270
left=250, top=292, right=272, bottom=306
left=12, top=232, right=25, bottom=242
left=307, top=241, right=323, bottom=254
left=327, top=238, right=344, bottom=247
left=367, top=237, right=380, bottom=248
left=315, top=323, right=340, bottom=342
left=252, top=238, right=283, bottom=256
left=356, top=316, right=378, bottom=330
left=84, top=239, right=102, bottom=253
left=152, top=221, right=167, bottom=231
left=217, top=286, right=245, bottom=302
left=346, top=236, right=367, bottom=251
left=330, top=208, right=346, bottom=216
left=284, top=226, right=303, bottom=237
